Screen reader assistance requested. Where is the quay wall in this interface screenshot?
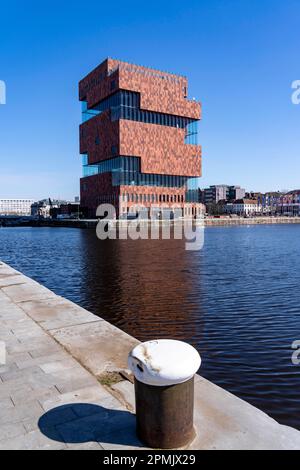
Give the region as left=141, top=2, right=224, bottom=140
left=204, top=216, right=300, bottom=226
left=2, top=216, right=300, bottom=229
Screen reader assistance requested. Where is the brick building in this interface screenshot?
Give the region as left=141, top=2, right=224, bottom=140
left=79, top=58, right=203, bottom=218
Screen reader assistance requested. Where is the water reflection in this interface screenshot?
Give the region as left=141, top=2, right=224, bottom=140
left=78, top=230, right=205, bottom=345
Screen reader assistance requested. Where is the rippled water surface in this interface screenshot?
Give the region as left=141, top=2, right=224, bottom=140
left=0, top=225, right=300, bottom=429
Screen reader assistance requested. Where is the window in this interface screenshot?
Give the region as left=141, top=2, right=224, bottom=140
left=185, top=121, right=198, bottom=145
left=82, top=90, right=199, bottom=136
left=81, top=101, right=101, bottom=123
left=82, top=155, right=193, bottom=189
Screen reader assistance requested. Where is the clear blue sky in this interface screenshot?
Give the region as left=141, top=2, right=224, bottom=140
left=0, top=0, right=299, bottom=200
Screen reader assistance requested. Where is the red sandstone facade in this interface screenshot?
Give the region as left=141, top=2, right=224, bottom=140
left=79, top=58, right=203, bottom=218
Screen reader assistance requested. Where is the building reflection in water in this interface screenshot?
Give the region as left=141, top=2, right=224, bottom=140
left=78, top=228, right=206, bottom=347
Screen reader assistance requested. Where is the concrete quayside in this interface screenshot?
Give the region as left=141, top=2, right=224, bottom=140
left=0, top=260, right=300, bottom=449
left=2, top=215, right=300, bottom=228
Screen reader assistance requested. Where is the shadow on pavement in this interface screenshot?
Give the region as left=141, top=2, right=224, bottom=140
left=38, top=403, right=144, bottom=448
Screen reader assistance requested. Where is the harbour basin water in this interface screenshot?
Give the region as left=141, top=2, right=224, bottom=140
left=0, top=224, right=300, bottom=429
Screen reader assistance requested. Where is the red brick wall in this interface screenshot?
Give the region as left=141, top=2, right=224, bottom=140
left=119, top=120, right=201, bottom=177
left=79, top=59, right=118, bottom=107
left=80, top=116, right=201, bottom=176
left=79, top=58, right=201, bottom=119
left=120, top=184, right=186, bottom=205
left=80, top=111, right=119, bottom=165
left=81, top=176, right=203, bottom=217
left=80, top=173, right=120, bottom=217
left=115, top=61, right=200, bottom=119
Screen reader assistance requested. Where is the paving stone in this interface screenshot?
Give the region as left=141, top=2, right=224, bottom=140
left=0, top=423, right=26, bottom=441
left=55, top=423, right=96, bottom=444
left=0, top=275, right=26, bottom=288
left=20, top=297, right=100, bottom=331
left=54, top=376, right=98, bottom=395
left=22, top=419, right=41, bottom=433
left=0, top=400, right=44, bottom=426
left=0, top=363, right=19, bottom=375
left=100, top=426, right=147, bottom=450
left=2, top=282, right=57, bottom=304
left=39, top=358, right=79, bottom=374
left=0, top=367, right=67, bottom=393
left=11, top=322, right=45, bottom=336
left=14, top=352, right=70, bottom=370
left=0, top=397, right=14, bottom=409
left=38, top=405, right=78, bottom=427
left=29, top=345, right=63, bottom=358
left=111, top=380, right=135, bottom=411
left=0, top=329, right=19, bottom=342
left=6, top=351, right=32, bottom=365
left=0, top=381, right=33, bottom=400
left=66, top=441, right=103, bottom=450
left=10, top=385, right=59, bottom=406
left=0, top=365, right=45, bottom=383
left=190, top=375, right=300, bottom=450
left=0, top=429, right=67, bottom=450
left=7, top=339, right=60, bottom=356
left=55, top=406, right=136, bottom=446
left=51, top=320, right=139, bottom=376
left=41, top=385, right=121, bottom=412
left=0, top=265, right=20, bottom=277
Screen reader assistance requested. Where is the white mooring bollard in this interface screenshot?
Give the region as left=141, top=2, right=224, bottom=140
left=128, top=339, right=201, bottom=449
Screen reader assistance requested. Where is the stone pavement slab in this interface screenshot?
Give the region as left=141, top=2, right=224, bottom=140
left=50, top=320, right=139, bottom=376
left=20, top=297, right=100, bottom=331
left=0, top=263, right=142, bottom=450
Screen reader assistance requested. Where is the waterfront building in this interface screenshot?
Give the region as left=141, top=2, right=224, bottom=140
left=202, top=185, right=245, bottom=205
left=31, top=199, right=67, bottom=219
left=279, top=190, right=300, bottom=216
left=57, top=202, right=81, bottom=219
left=255, top=192, right=283, bottom=214
left=201, top=184, right=245, bottom=215
left=0, top=199, right=34, bottom=216
left=31, top=200, right=53, bottom=218
left=224, top=199, right=260, bottom=216
left=79, top=58, right=203, bottom=218
left=228, top=185, right=245, bottom=200
left=202, top=185, right=229, bottom=205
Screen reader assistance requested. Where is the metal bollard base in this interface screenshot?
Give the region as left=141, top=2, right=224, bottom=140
left=134, top=376, right=196, bottom=449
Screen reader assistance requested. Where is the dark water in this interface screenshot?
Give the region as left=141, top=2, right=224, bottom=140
left=0, top=225, right=300, bottom=429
